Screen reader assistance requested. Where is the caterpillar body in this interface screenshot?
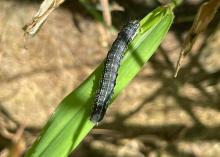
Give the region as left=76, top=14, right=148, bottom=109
left=90, top=20, right=140, bottom=124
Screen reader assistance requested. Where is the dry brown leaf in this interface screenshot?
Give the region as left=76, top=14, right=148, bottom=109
left=174, top=0, right=220, bottom=77
left=23, top=0, right=65, bottom=36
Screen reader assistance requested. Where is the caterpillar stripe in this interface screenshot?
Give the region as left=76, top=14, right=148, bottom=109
left=90, top=20, right=140, bottom=124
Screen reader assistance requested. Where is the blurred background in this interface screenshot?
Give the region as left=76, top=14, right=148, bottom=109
left=0, top=0, right=220, bottom=156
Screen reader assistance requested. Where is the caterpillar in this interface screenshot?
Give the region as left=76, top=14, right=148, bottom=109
left=90, top=20, right=140, bottom=124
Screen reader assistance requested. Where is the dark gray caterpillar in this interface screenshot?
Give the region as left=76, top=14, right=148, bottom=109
left=90, top=20, right=140, bottom=124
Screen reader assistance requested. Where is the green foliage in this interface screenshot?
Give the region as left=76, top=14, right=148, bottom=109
left=25, top=4, right=174, bottom=157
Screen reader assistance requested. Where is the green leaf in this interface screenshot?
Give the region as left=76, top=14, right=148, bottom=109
left=25, top=5, right=174, bottom=157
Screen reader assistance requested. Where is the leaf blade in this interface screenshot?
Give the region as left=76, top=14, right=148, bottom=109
left=25, top=6, right=174, bottom=157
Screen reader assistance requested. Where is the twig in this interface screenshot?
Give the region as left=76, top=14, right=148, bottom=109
left=99, top=0, right=112, bottom=27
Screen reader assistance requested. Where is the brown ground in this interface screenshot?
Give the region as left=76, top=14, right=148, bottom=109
left=0, top=0, right=220, bottom=157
